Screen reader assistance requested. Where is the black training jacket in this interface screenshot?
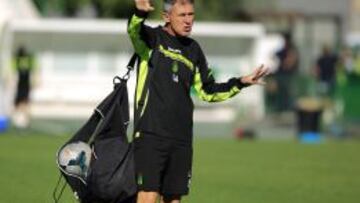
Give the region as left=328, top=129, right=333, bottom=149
left=128, top=10, right=246, bottom=143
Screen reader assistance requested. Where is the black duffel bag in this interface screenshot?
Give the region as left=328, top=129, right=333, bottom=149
left=54, top=55, right=138, bottom=203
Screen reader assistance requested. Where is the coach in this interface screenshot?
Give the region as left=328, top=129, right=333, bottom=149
left=128, top=0, right=268, bottom=202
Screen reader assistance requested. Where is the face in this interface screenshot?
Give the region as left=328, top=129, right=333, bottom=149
left=163, top=1, right=195, bottom=37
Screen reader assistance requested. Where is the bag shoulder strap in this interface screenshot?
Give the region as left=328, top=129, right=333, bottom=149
left=113, top=53, right=138, bottom=84
left=111, top=53, right=152, bottom=140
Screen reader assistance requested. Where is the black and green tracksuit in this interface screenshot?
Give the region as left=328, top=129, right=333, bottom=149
left=128, top=10, right=247, bottom=143
left=13, top=52, right=35, bottom=106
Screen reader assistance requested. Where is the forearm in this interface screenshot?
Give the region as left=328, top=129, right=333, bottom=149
left=193, top=48, right=250, bottom=102
left=193, top=70, right=248, bottom=103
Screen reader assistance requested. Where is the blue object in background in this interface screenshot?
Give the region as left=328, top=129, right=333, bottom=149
left=300, top=132, right=322, bottom=144
left=0, top=116, right=9, bottom=133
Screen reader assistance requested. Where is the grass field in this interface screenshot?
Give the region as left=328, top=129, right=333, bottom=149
left=0, top=130, right=359, bottom=203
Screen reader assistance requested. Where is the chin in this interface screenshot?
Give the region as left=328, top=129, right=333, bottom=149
left=181, top=31, right=191, bottom=37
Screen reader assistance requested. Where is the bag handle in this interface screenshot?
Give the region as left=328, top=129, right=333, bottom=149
left=113, top=53, right=138, bottom=84
left=87, top=53, right=138, bottom=144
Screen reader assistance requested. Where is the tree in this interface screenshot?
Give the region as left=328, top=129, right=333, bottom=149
left=32, top=0, right=248, bottom=20
left=91, top=0, right=133, bottom=18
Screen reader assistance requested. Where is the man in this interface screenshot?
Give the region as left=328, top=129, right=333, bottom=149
left=128, top=0, right=268, bottom=203
left=314, top=45, right=338, bottom=97
left=273, top=32, right=298, bottom=112
left=12, top=46, right=36, bottom=129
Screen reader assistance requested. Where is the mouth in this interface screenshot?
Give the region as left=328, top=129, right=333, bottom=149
left=184, top=26, right=192, bottom=33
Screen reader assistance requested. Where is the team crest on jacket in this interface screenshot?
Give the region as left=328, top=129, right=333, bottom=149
left=172, top=62, right=179, bottom=83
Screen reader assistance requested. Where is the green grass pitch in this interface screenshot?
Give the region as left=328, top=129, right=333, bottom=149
left=0, top=131, right=359, bottom=203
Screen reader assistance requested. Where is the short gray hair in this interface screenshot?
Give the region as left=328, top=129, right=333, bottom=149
left=163, top=0, right=195, bottom=12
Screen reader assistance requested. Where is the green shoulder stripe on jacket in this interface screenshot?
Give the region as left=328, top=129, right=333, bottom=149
left=159, top=45, right=194, bottom=71
left=193, top=68, right=241, bottom=102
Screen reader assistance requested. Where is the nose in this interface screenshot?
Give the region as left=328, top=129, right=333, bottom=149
left=184, top=15, right=193, bottom=25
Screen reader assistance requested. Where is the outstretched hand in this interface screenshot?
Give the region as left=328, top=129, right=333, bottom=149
left=240, top=64, right=269, bottom=86
left=135, top=0, right=155, bottom=12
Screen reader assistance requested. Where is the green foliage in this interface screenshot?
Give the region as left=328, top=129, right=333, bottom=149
left=32, top=0, right=248, bottom=20
left=195, top=0, right=241, bottom=21
left=32, top=0, right=47, bottom=14
left=32, top=0, right=90, bottom=17
left=91, top=0, right=134, bottom=18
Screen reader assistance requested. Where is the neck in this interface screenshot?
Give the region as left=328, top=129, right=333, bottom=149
left=163, top=24, right=176, bottom=36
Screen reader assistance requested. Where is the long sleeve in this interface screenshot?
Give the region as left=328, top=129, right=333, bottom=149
left=127, top=9, right=157, bottom=110
left=127, top=9, right=156, bottom=59
left=192, top=44, right=248, bottom=103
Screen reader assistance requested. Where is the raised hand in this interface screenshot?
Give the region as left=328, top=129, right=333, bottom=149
left=240, top=64, right=269, bottom=86
left=135, top=0, right=155, bottom=12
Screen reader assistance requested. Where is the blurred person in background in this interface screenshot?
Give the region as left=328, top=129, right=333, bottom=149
left=128, top=0, right=268, bottom=202
left=273, top=32, right=299, bottom=113
left=12, top=46, right=36, bottom=129
left=314, top=45, right=338, bottom=98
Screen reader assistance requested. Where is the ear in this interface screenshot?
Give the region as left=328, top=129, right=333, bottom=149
left=162, top=11, right=170, bottom=24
